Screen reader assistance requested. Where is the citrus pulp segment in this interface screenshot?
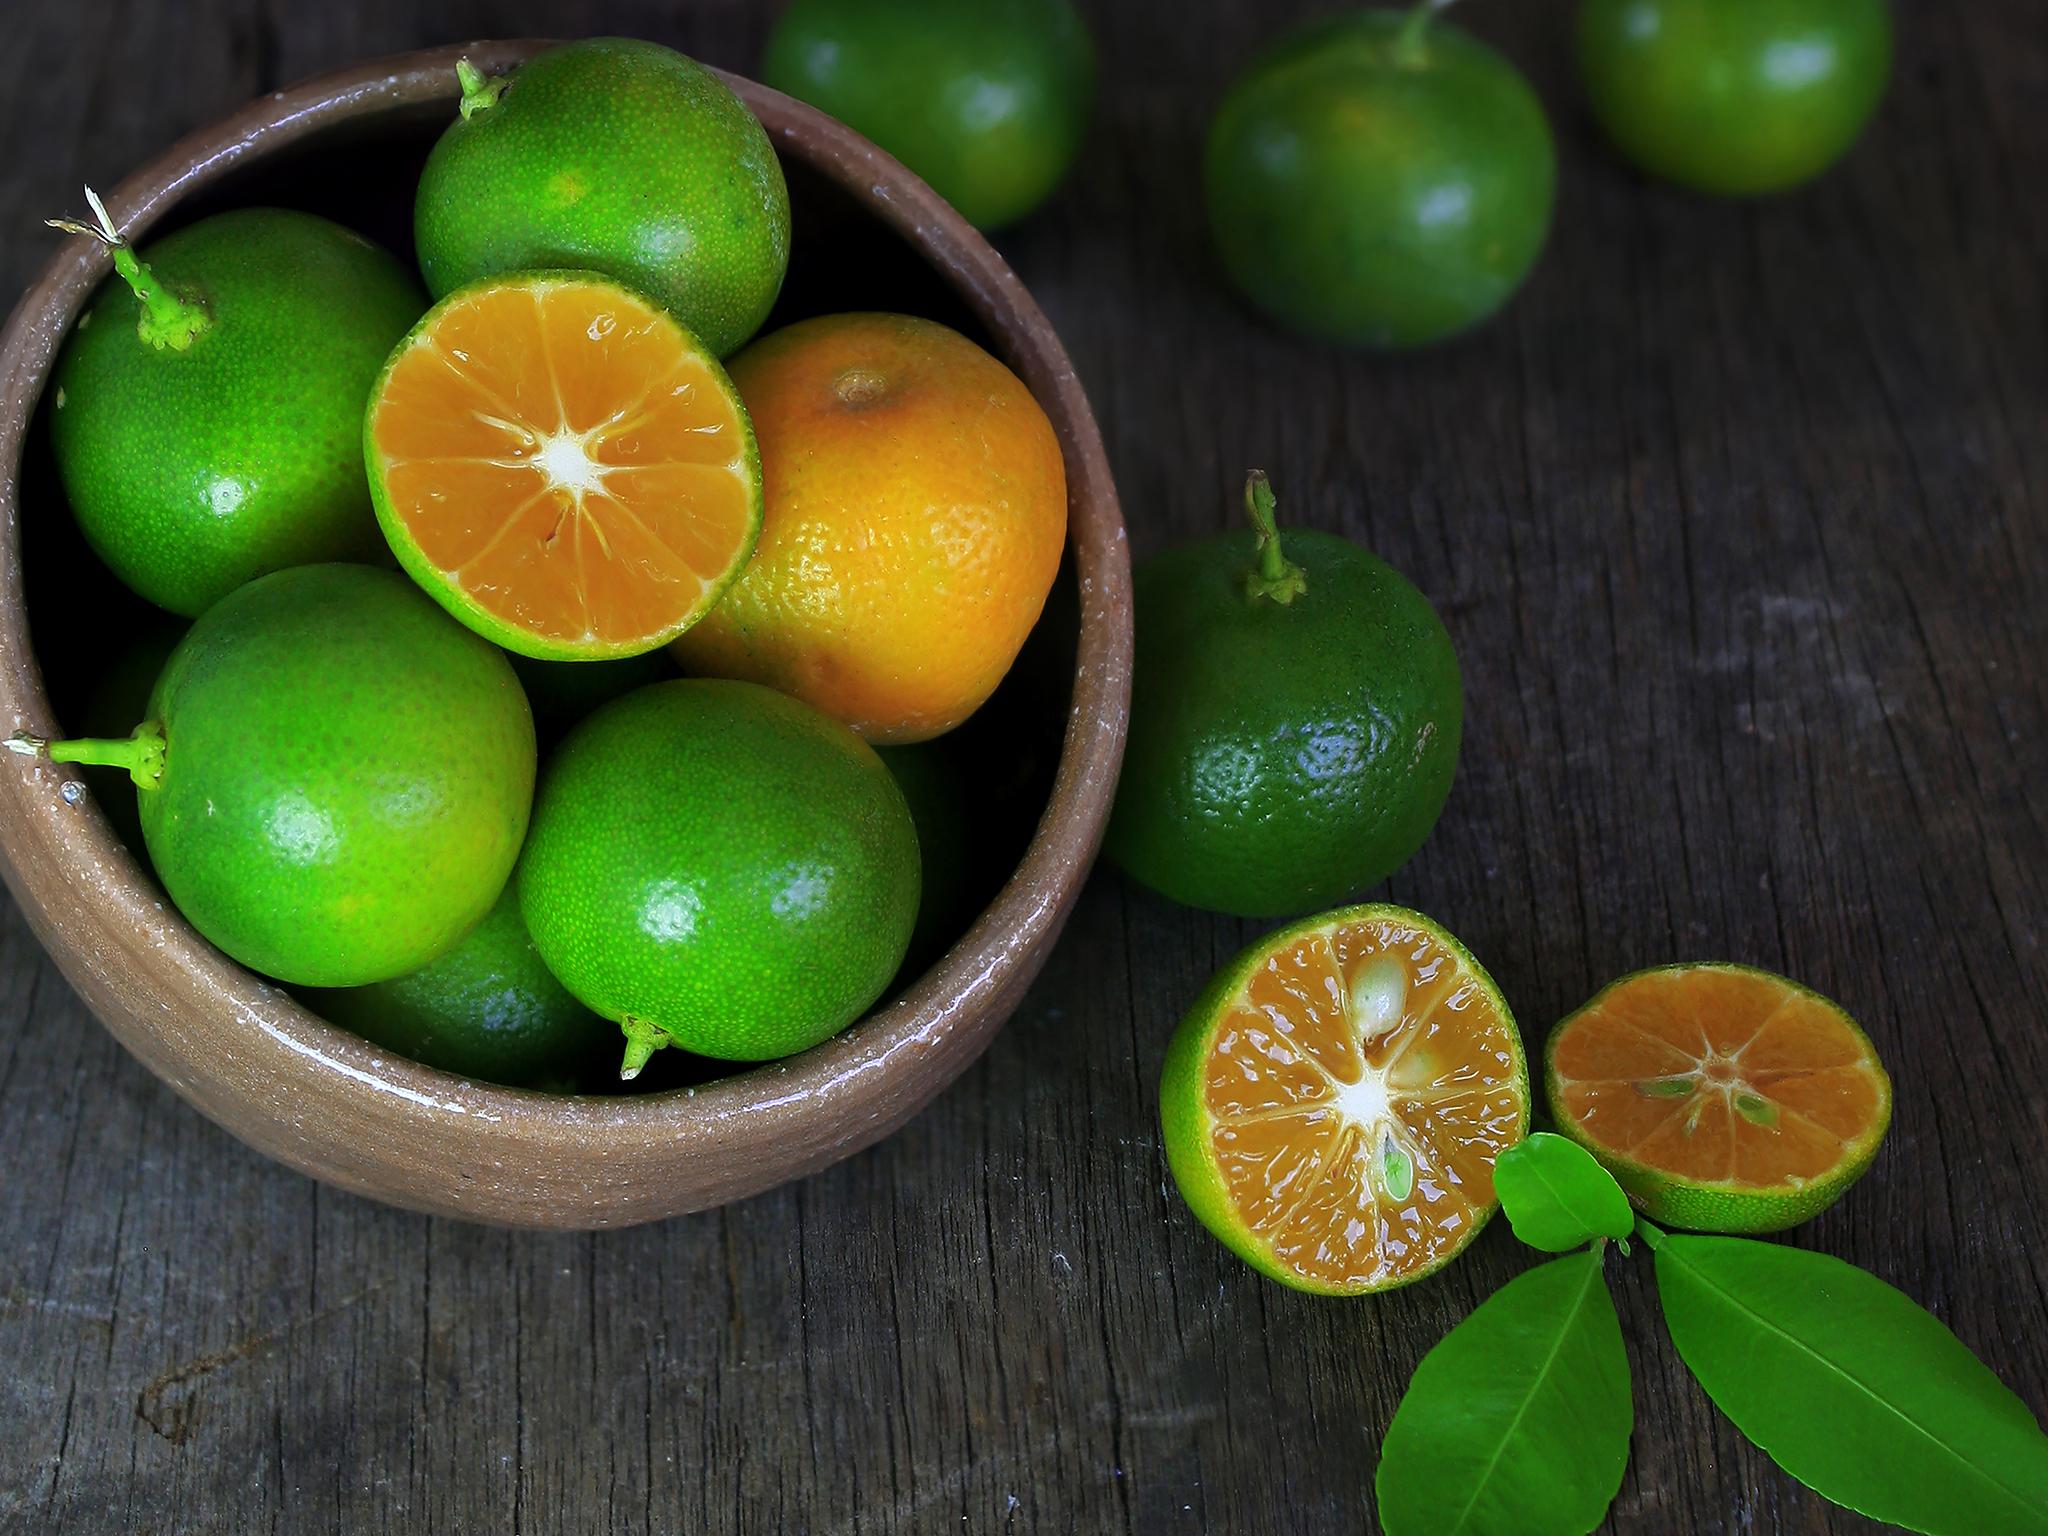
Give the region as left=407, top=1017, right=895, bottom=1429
left=366, top=273, right=761, bottom=660
left=1545, top=963, right=1891, bottom=1233
left=1162, top=905, right=1527, bottom=1294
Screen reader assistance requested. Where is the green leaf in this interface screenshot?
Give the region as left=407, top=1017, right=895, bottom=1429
left=1493, top=1132, right=1634, bottom=1253
left=1376, top=1249, right=1632, bottom=1536
left=1650, top=1231, right=2048, bottom=1535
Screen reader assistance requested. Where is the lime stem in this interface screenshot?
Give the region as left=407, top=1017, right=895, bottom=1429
left=1242, top=471, right=1308, bottom=605
left=46, top=188, right=210, bottom=351
left=1395, top=0, right=1456, bottom=64
left=7, top=722, right=167, bottom=789
left=455, top=58, right=508, bottom=120
left=618, top=1016, right=672, bottom=1081
left=1633, top=1214, right=1667, bottom=1251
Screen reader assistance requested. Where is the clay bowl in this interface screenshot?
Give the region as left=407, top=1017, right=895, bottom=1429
left=0, top=43, right=1131, bottom=1228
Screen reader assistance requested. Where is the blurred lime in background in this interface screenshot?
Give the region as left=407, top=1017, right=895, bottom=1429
left=1206, top=4, right=1556, bottom=349
left=1579, top=0, right=1892, bottom=194
left=763, top=0, right=1095, bottom=230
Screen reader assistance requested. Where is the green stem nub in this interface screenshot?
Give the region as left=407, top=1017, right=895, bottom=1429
left=1394, top=0, right=1455, bottom=64
left=455, top=59, right=509, bottom=120
left=1242, top=471, right=1309, bottom=605
left=618, top=1016, right=673, bottom=1081
left=7, top=721, right=167, bottom=790
left=46, top=187, right=210, bottom=351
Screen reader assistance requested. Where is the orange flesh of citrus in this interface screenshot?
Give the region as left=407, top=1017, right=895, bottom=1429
left=1549, top=967, right=1887, bottom=1189
left=1205, top=914, right=1525, bottom=1290
left=368, top=277, right=756, bottom=653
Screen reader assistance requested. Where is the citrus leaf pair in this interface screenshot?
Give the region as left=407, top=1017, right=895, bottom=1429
left=1648, top=1230, right=2048, bottom=1535
left=1375, top=1248, right=1631, bottom=1536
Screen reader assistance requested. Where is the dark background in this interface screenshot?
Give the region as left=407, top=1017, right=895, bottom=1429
left=2, top=1, right=2042, bottom=1532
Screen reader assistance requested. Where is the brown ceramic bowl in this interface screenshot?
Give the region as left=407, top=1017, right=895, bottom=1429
left=0, top=43, right=1130, bottom=1228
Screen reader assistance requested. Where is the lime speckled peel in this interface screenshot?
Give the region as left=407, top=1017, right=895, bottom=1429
left=1107, top=473, right=1463, bottom=917
left=414, top=39, right=790, bottom=358
left=517, top=679, right=920, bottom=1073
left=306, top=883, right=609, bottom=1089
left=23, top=565, right=536, bottom=988
left=47, top=195, right=424, bottom=616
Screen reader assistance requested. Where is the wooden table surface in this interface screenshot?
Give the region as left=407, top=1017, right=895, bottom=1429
left=3, top=2, right=2042, bottom=1532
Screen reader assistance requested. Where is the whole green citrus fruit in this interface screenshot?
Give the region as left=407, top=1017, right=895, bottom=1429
left=41, top=565, right=535, bottom=986
left=1579, top=0, right=1892, bottom=195
left=414, top=40, right=791, bottom=357
left=762, top=0, right=1094, bottom=230
left=518, top=678, right=920, bottom=1072
left=1107, top=474, right=1463, bottom=917
left=1205, top=6, right=1555, bottom=348
left=48, top=203, right=424, bottom=615
left=306, top=884, right=608, bottom=1089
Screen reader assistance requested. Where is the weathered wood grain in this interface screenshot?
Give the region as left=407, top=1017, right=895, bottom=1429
left=1, top=1, right=2042, bottom=1532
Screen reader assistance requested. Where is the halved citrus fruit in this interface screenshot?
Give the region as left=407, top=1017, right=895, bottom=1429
left=366, top=272, right=762, bottom=660
left=1160, top=904, right=1529, bottom=1295
left=1545, top=963, right=1892, bottom=1234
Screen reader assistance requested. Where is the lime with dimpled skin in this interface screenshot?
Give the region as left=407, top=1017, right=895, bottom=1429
left=306, top=883, right=610, bottom=1090
left=15, top=564, right=536, bottom=988
left=46, top=194, right=425, bottom=616
left=1106, top=473, right=1464, bottom=918
left=517, top=678, right=921, bottom=1075
left=413, top=40, right=790, bottom=358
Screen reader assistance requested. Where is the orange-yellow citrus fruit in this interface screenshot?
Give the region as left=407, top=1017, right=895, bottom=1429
left=671, top=312, right=1066, bottom=744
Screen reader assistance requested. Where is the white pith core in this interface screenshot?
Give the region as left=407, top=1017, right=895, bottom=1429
left=1329, top=954, right=1422, bottom=1203
left=536, top=428, right=606, bottom=495
left=1332, top=1069, right=1395, bottom=1132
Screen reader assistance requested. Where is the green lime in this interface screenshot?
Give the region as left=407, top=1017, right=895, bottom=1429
left=762, top=0, right=1094, bottom=230
left=1579, top=0, right=1892, bottom=195
left=415, top=40, right=791, bottom=357
left=518, top=678, right=919, bottom=1072
left=306, top=884, right=607, bottom=1089
left=1106, top=474, right=1462, bottom=918
left=1162, top=903, right=1527, bottom=1293
left=33, top=564, right=535, bottom=986
left=1546, top=963, right=1892, bottom=1233
left=1205, top=5, right=1556, bottom=348
left=47, top=200, right=424, bottom=615
left=876, top=739, right=975, bottom=971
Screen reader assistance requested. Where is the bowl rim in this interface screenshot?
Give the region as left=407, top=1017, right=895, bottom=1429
left=0, top=41, right=1131, bottom=1227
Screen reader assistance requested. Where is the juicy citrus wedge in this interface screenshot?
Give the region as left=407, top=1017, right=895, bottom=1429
left=366, top=272, right=762, bottom=660
left=1546, top=963, right=1892, bottom=1234
left=1161, top=904, right=1528, bottom=1295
